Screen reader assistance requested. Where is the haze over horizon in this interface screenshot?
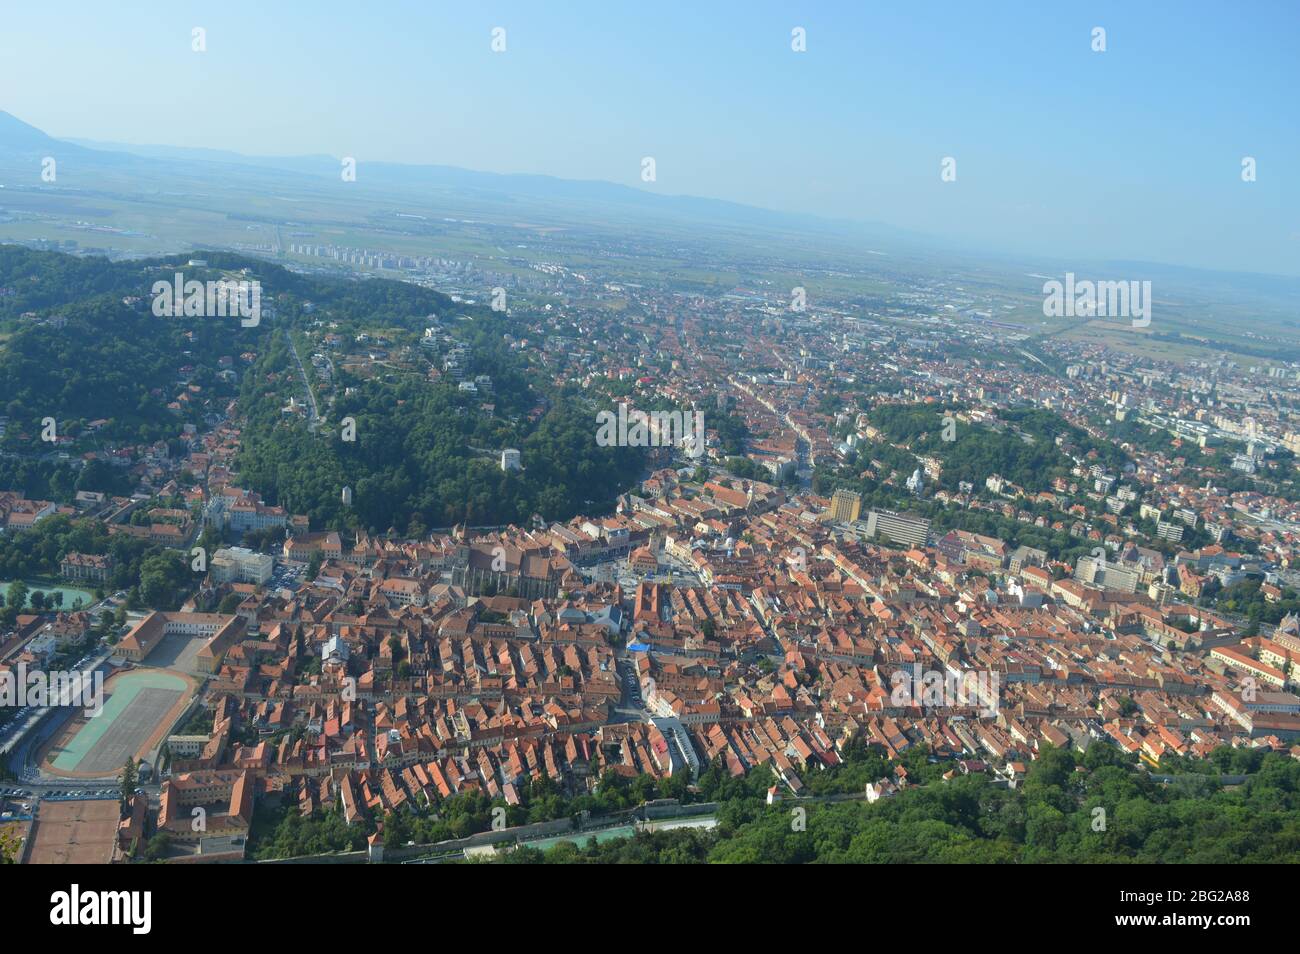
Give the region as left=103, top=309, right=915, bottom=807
left=1, top=0, right=1296, bottom=277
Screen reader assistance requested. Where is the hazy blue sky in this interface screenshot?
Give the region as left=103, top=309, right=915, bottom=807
left=2, top=0, right=1296, bottom=275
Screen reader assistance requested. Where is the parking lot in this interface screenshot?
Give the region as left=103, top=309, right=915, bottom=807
left=2, top=785, right=122, bottom=801
left=0, top=649, right=110, bottom=749
left=268, top=560, right=304, bottom=592
left=38, top=788, right=120, bottom=801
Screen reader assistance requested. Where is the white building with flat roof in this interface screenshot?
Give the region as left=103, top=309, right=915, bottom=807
left=211, top=547, right=274, bottom=585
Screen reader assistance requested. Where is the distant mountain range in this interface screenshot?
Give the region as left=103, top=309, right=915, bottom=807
left=0, top=109, right=96, bottom=158
left=0, top=109, right=924, bottom=245
left=2, top=109, right=1297, bottom=296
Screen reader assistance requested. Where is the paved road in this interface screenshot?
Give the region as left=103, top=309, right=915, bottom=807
left=609, top=652, right=652, bottom=724
left=285, top=330, right=321, bottom=430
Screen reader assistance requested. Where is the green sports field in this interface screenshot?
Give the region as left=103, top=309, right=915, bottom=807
left=50, top=670, right=190, bottom=775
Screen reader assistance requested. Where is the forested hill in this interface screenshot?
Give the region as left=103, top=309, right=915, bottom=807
left=863, top=402, right=1131, bottom=495
left=234, top=319, right=645, bottom=533
left=0, top=247, right=268, bottom=452
left=0, top=246, right=413, bottom=451
left=0, top=245, right=646, bottom=529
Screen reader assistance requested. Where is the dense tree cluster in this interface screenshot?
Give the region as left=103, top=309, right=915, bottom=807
left=710, top=408, right=750, bottom=457
left=866, top=403, right=1127, bottom=495
left=246, top=804, right=367, bottom=861
left=498, top=744, right=1300, bottom=864
left=237, top=332, right=645, bottom=532
left=0, top=514, right=192, bottom=623
left=813, top=462, right=1097, bottom=564
left=245, top=739, right=1300, bottom=864
left=0, top=249, right=255, bottom=451
left=1205, top=577, right=1294, bottom=626
left=1, top=246, right=650, bottom=535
